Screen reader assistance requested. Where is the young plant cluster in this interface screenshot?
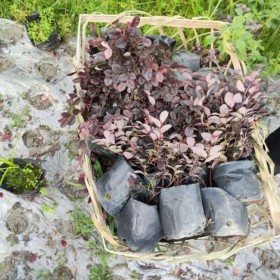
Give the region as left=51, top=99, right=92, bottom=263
left=3, top=162, right=43, bottom=194
left=60, top=17, right=265, bottom=186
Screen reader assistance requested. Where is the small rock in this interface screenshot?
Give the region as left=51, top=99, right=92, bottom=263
left=0, top=19, right=23, bottom=45
left=0, top=54, right=15, bottom=72
left=35, top=57, right=58, bottom=82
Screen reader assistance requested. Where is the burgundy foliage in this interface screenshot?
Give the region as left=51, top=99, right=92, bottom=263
left=59, top=17, right=265, bottom=187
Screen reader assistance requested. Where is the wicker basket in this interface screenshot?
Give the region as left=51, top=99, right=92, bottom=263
left=73, top=11, right=280, bottom=261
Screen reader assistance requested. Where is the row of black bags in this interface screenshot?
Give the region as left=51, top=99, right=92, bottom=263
left=95, top=157, right=261, bottom=252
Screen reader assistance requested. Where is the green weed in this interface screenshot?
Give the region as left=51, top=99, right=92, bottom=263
left=5, top=106, right=30, bottom=129
left=93, top=159, right=103, bottom=179
left=89, top=262, right=112, bottom=280
left=35, top=269, right=51, bottom=280
left=41, top=201, right=58, bottom=214
left=71, top=207, right=95, bottom=239
left=70, top=207, right=112, bottom=280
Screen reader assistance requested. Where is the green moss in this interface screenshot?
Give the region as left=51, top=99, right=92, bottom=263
left=27, top=9, right=56, bottom=44
left=4, top=162, right=43, bottom=194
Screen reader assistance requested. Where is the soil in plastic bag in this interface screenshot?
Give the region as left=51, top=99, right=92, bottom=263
left=201, top=187, right=248, bottom=237
left=88, top=137, right=118, bottom=162
left=159, top=183, right=206, bottom=240
left=213, top=160, right=261, bottom=202
left=172, top=50, right=200, bottom=72
left=25, top=12, right=59, bottom=50
left=117, top=198, right=163, bottom=252
left=146, top=35, right=177, bottom=52
left=96, top=157, right=134, bottom=216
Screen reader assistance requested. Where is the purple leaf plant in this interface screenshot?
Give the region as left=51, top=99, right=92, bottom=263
left=59, top=17, right=266, bottom=189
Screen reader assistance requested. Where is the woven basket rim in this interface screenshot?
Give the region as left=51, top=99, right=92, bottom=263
left=73, top=12, right=280, bottom=262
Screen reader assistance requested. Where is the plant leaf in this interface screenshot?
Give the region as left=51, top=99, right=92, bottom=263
left=186, top=137, right=195, bottom=147
left=149, top=132, right=158, bottom=140
left=179, top=143, right=188, bottom=153
left=203, top=106, right=211, bottom=116
left=233, top=93, right=242, bottom=103
left=143, top=37, right=152, bottom=46
left=220, top=104, right=229, bottom=114
left=204, top=35, right=216, bottom=46
left=201, top=132, right=211, bottom=142
left=117, top=82, right=126, bottom=92
left=205, top=151, right=222, bottom=163
left=115, top=37, right=127, bottom=49
left=238, top=107, right=247, bottom=115
left=131, top=16, right=140, bottom=27
left=208, top=116, right=221, bottom=124
left=160, top=111, right=169, bottom=123
left=210, top=145, right=223, bottom=156
left=161, top=124, right=172, bottom=133
left=103, top=47, right=112, bottom=59
left=224, top=92, right=235, bottom=108
left=123, top=151, right=134, bottom=159
left=104, top=130, right=111, bottom=140
left=148, top=95, right=156, bottom=105
left=156, top=72, right=164, bottom=82
left=213, top=130, right=223, bottom=136
left=142, top=68, right=153, bottom=81
left=149, top=116, right=161, bottom=127
left=192, top=146, right=207, bottom=158
left=104, top=77, right=112, bottom=86
left=236, top=80, right=245, bottom=92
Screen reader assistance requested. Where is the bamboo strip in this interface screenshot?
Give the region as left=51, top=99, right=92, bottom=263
left=79, top=14, right=227, bottom=29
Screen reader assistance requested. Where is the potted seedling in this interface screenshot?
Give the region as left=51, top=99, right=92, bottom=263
left=201, top=187, right=248, bottom=236
left=213, top=160, right=261, bottom=202
left=26, top=10, right=58, bottom=50
left=159, top=183, right=206, bottom=240
left=117, top=197, right=163, bottom=252
left=0, top=158, right=45, bottom=196
left=61, top=17, right=266, bottom=252
left=95, top=157, right=135, bottom=216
